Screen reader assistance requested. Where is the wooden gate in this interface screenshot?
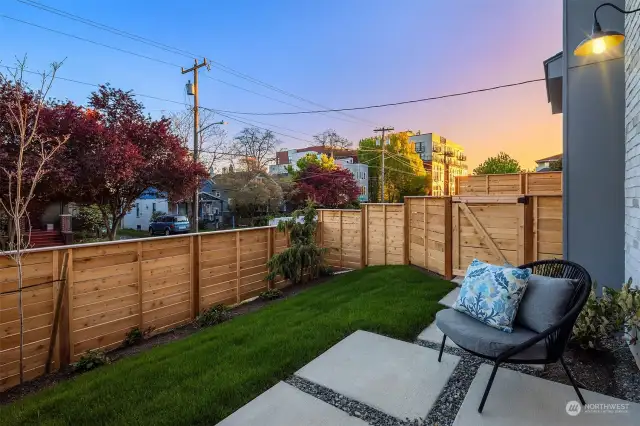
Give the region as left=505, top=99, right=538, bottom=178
left=451, top=196, right=530, bottom=276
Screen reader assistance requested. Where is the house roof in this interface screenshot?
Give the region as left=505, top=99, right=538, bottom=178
left=535, top=153, right=562, bottom=163
left=276, top=146, right=358, bottom=165
left=543, top=52, right=563, bottom=114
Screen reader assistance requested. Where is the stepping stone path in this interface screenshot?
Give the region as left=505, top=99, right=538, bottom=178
left=217, top=277, right=639, bottom=426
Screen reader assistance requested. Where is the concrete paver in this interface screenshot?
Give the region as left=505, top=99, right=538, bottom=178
left=296, top=330, right=459, bottom=421
left=216, top=381, right=368, bottom=426
left=453, top=364, right=640, bottom=426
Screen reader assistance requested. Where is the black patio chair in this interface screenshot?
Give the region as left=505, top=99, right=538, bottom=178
left=436, top=259, right=592, bottom=413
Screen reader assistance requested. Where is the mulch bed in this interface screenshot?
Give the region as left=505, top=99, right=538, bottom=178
left=540, top=339, right=640, bottom=403
left=0, top=271, right=343, bottom=406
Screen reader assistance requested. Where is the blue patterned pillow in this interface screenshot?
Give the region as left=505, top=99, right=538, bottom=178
left=452, top=259, right=532, bottom=333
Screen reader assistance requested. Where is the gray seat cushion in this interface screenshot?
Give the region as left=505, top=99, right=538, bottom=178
left=515, top=274, right=577, bottom=333
left=436, top=308, right=547, bottom=360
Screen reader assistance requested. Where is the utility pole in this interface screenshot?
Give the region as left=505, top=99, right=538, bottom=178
left=373, top=127, right=394, bottom=203
left=182, top=58, right=210, bottom=232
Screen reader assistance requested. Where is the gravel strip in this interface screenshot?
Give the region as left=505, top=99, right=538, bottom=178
left=612, top=345, right=640, bottom=403
left=286, top=375, right=404, bottom=426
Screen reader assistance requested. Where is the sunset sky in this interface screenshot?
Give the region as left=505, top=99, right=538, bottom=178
left=1, top=0, right=563, bottom=170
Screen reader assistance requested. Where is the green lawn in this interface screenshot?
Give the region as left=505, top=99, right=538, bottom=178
left=1, top=266, right=454, bottom=426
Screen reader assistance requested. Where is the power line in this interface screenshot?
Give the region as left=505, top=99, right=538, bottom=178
left=207, top=78, right=547, bottom=116
left=13, top=0, right=378, bottom=127
left=2, top=12, right=368, bottom=128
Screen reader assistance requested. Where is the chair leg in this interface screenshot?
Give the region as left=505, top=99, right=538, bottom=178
left=438, top=335, right=446, bottom=362
left=478, top=362, right=500, bottom=413
left=560, top=357, right=586, bottom=405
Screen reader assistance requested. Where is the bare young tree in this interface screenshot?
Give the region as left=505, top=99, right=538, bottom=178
left=0, top=58, right=68, bottom=384
left=167, top=108, right=229, bottom=173
left=313, top=129, right=352, bottom=150
left=231, top=126, right=280, bottom=172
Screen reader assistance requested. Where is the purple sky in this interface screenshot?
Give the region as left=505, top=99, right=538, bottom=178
left=1, top=0, right=563, bottom=169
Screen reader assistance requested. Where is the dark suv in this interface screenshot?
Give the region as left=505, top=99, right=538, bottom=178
left=149, top=215, right=191, bottom=236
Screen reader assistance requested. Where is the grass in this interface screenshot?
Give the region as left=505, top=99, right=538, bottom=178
left=116, top=228, right=150, bottom=238
left=1, top=266, right=454, bottom=426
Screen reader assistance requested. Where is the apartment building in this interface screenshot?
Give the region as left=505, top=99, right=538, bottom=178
left=409, top=132, right=468, bottom=196
left=269, top=146, right=369, bottom=202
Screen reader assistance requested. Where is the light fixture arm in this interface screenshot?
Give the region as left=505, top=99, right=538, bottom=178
left=593, top=3, right=640, bottom=30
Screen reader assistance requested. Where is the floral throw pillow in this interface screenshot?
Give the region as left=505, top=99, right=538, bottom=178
left=452, top=259, right=532, bottom=333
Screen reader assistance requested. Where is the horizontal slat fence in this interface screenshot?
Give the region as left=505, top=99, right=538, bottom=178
left=1, top=193, right=564, bottom=391
left=0, top=226, right=288, bottom=391
left=317, top=210, right=363, bottom=270
left=532, top=195, right=563, bottom=260
left=455, top=172, right=562, bottom=196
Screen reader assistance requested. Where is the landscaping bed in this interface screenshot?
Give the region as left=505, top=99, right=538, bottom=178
left=0, top=266, right=454, bottom=426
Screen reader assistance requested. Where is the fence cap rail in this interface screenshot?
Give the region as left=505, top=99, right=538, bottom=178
left=361, top=203, right=405, bottom=206
left=0, top=225, right=278, bottom=256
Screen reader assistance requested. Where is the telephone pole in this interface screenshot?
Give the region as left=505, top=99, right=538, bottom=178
left=374, top=127, right=394, bottom=203
left=182, top=58, right=210, bottom=232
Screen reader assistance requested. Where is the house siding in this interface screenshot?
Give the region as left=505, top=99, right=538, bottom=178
left=627, top=0, right=640, bottom=286
left=625, top=0, right=640, bottom=365
left=563, top=0, right=625, bottom=288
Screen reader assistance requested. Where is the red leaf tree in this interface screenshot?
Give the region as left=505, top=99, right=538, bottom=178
left=292, top=163, right=360, bottom=208
left=65, top=85, right=208, bottom=240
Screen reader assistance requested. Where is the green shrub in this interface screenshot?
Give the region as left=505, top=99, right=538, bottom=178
left=74, top=205, right=105, bottom=236
left=572, top=279, right=640, bottom=349
left=259, top=289, right=283, bottom=301
left=196, top=304, right=231, bottom=327
left=267, top=202, right=326, bottom=285
left=122, top=327, right=144, bottom=346
left=73, top=349, right=110, bottom=372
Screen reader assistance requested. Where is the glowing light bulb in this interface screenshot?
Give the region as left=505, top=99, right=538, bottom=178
left=592, top=37, right=607, bottom=54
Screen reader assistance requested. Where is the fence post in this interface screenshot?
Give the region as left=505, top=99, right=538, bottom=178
left=60, top=248, right=73, bottom=365
left=360, top=205, right=366, bottom=268
left=517, top=199, right=526, bottom=265
left=423, top=198, right=428, bottom=269
left=339, top=210, right=343, bottom=268
left=191, top=235, right=201, bottom=318
left=137, top=241, right=143, bottom=328
left=451, top=201, right=460, bottom=277
left=485, top=175, right=489, bottom=194
left=444, top=197, right=453, bottom=280
left=51, top=250, right=60, bottom=370
left=403, top=202, right=409, bottom=265
left=267, top=227, right=274, bottom=289
left=532, top=196, right=539, bottom=262
left=236, top=231, right=241, bottom=304
left=383, top=204, right=387, bottom=265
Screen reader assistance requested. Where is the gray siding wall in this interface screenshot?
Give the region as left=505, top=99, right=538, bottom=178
left=625, top=0, right=640, bottom=365
left=563, top=0, right=625, bottom=287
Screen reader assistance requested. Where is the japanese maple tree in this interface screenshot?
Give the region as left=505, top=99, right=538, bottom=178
left=292, top=162, right=360, bottom=208
left=66, top=85, right=208, bottom=239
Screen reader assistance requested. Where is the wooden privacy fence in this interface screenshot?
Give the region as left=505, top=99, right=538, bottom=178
left=405, top=197, right=451, bottom=277
left=0, top=226, right=288, bottom=391
left=2, top=194, right=563, bottom=391
left=317, top=195, right=563, bottom=278
left=455, top=171, right=562, bottom=196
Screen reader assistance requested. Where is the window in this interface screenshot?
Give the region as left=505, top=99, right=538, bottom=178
left=361, top=186, right=366, bottom=195
left=136, top=203, right=140, bottom=218
left=415, top=142, right=424, bottom=152
left=215, top=191, right=221, bottom=198
left=152, top=203, right=156, bottom=213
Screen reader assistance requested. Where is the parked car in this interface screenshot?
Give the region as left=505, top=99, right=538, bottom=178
left=149, top=215, right=190, bottom=236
